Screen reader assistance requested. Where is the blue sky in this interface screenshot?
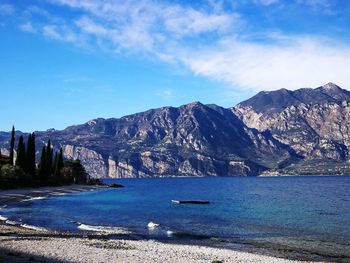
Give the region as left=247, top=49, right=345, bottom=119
left=1, top=0, right=350, bottom=132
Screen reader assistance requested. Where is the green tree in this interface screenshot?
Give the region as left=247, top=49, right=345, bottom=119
left=0, top=164, right=27, bottom=189
left=28, top=133, right=36, bottom=176
left=24, top=133, right=32, bottom=174
left=9, top=126, right=15, bottom=166
left=54, top=148, right=64, bottom=177
left=53, top=151, right=58, bottom=176
left=25, top=133, right=36, bottom=176
left=61, top=159, right=88, bottom=184
left=58, top=148, right=64, bottom=171
left=15, top=136, right=26, bottom=170
left=38, top=146, right=47, bottom=182
left=46, top=140, right=53, bottom=177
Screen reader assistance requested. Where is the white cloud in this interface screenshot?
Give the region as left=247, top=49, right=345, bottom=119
left=179, top=36, right=350, bottom=91
left=43, top=25, right=62, bottom=39
left=18, top=0, right=350, bottom=92
left=155, top=89, right=175, bottom=100
left=19, top=22, right=36, bottom=33
left=297, top=0, right=331, bottom=8
left=42, top=24, right=80, bottom=43
left=253, top=0, right=280, bottom=6
left=0, top=3, right=15, bottom=15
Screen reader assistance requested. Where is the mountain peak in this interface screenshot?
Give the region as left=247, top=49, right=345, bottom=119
left=236, top=83, right=350, bottom=114
left=321, top=82, right=341, bottom=91
left=182, top=101, right=204, bottom=109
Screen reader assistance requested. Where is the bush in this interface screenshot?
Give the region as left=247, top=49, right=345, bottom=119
left=0, top=164, right=31, bottom=189
left=61, top=160, right=88, bottom=184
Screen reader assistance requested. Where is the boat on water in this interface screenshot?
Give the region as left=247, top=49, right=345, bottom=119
left=171, top=200, right=210, bottom=205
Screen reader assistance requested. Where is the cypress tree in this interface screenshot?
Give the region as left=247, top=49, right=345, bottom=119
left=53, top=151, right=58, bottom=176
left=9, top=126, right=15, bottom=165
left=38, top=146, right=47, bottom=182
left=24, top=134, right=31, bottom=174
left=54, top=148, right=64, bottom=177
left=46, top=140, right=53, bottom=177
left=30, top=133, right=36, bottom=175
left=15, top=136, right=26, bottom=170
left=58, top=148, right=64, bottom=171
left=26, top=133, right=36, bottom=176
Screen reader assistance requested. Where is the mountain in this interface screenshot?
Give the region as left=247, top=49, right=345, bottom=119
left=0, top=102, right=297, bottom=178
left=2, top=82, right=350, bottom=177
left=233, top=82, right=350, bottom=175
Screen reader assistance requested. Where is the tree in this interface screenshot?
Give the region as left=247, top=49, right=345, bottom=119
left=38, top=146, right=47, bottom=182
left=9, top=126, right=15, bottom=165
left=24, top=133, right=32, bottom=174
left=29, top=133, right=36, bottom=175
left=46, top=140, right=53, bottom=177
left=53, top=151, right=58, bottom=176
left=15, top=136, right=26, bottom=170
left=54, top=148, right=64, bottom=177
left=25, top=133, right=36, bottom=176
left=61, top=159, right=88, bottom=184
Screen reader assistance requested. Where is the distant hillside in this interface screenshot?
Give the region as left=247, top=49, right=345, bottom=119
left=2, top=82, right=350, bottom=177
left=233, top=82, right=350, bottom=175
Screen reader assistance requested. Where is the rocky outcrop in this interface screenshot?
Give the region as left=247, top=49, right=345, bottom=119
left=62, top=145, right=108, bottom=178
left=233, top=83, right=350, bottom=161
left=0, top=102, right=297, bottom=177
left=2, top=82, right=349, bottom=177
left=233, top=82, right=350, bottom=174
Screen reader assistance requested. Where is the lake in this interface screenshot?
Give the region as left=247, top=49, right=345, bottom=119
left=1, top=176, right=350, bottom=261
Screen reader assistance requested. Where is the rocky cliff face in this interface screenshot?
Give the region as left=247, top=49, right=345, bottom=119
left=233, top=83, right=350, bottom=174
left=2, top=83, right=349, bottom=177
left=233, top=83, right=350, bottom=159
left=0, top=102, right=296, bottom=178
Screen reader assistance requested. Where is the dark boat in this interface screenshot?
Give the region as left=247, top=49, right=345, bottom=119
left=171, top=200, right=210, bottom=205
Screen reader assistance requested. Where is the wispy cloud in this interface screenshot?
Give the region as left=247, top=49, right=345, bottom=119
left=61, top=75, right=90, bottom=83
left=0, top=3, right=15, bottom=16
left=179, top=36, right=350, bottom=91
left=14, top=0, right=350, bottom=91
left=155, top=89, right=175, bottom=100
left=253, top=0, right=280, bottom=6
left=19, top=22, right=36, bottom=33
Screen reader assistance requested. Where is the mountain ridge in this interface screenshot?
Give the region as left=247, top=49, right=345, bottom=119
left=1, top=82, right=350, bottom=177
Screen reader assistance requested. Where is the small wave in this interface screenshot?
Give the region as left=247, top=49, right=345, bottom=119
left=77, top=223, right=131, bottom=234
left=21, top=224, right=48, bottom=232
left=51, top=192, right=67, bottom=196
left=166, top=230, right=174, bottom=237
left=5, top=220, right=20, bottom=226
left=0, top=215, right=8, bottom=221
left=147, top=221, right=160, bottom=229
left=22, top=196, right=47, bottom=202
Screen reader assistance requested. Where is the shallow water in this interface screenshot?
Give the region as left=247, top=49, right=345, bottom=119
left=1, top=176, right=350, bottom=260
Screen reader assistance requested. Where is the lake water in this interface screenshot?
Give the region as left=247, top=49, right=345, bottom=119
left=1, top=176, right=350, bottom=261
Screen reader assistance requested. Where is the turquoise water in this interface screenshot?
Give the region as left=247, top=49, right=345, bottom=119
left=1, top=176, right=350, bottom=260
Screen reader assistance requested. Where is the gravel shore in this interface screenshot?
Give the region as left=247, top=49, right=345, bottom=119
left=0, top=186, right=313, bottom=263
left=0, top=223, right=307, bottom=263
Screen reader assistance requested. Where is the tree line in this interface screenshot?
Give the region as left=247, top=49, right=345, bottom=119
left=0, top=126, right=90, bottom=189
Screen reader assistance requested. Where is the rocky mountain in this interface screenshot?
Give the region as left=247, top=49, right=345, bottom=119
left=233, top=82, right=350, bottom=175
left=1, top=82, right=350, bottom=177
left=0, top=102, right=297, bottom=178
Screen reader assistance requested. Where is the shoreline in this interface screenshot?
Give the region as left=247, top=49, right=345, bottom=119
left=0, top=185, right=327, bottom=262
left=0, top=184, right=109, bottom=207
left=0, top=223, right=309, bottom=263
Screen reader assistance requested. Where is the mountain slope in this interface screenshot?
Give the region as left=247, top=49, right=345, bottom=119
left=0, top=102, right=296, bottom=178
left=2, top=82, right=350, bottom=177
left=233, top=82, right=350, bottom=163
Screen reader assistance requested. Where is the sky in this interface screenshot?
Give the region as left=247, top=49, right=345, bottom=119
left=1, top=0, right=350, bottom=132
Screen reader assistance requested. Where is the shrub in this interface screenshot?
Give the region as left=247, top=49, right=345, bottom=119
left=0, top=164, right=30, bottom=188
